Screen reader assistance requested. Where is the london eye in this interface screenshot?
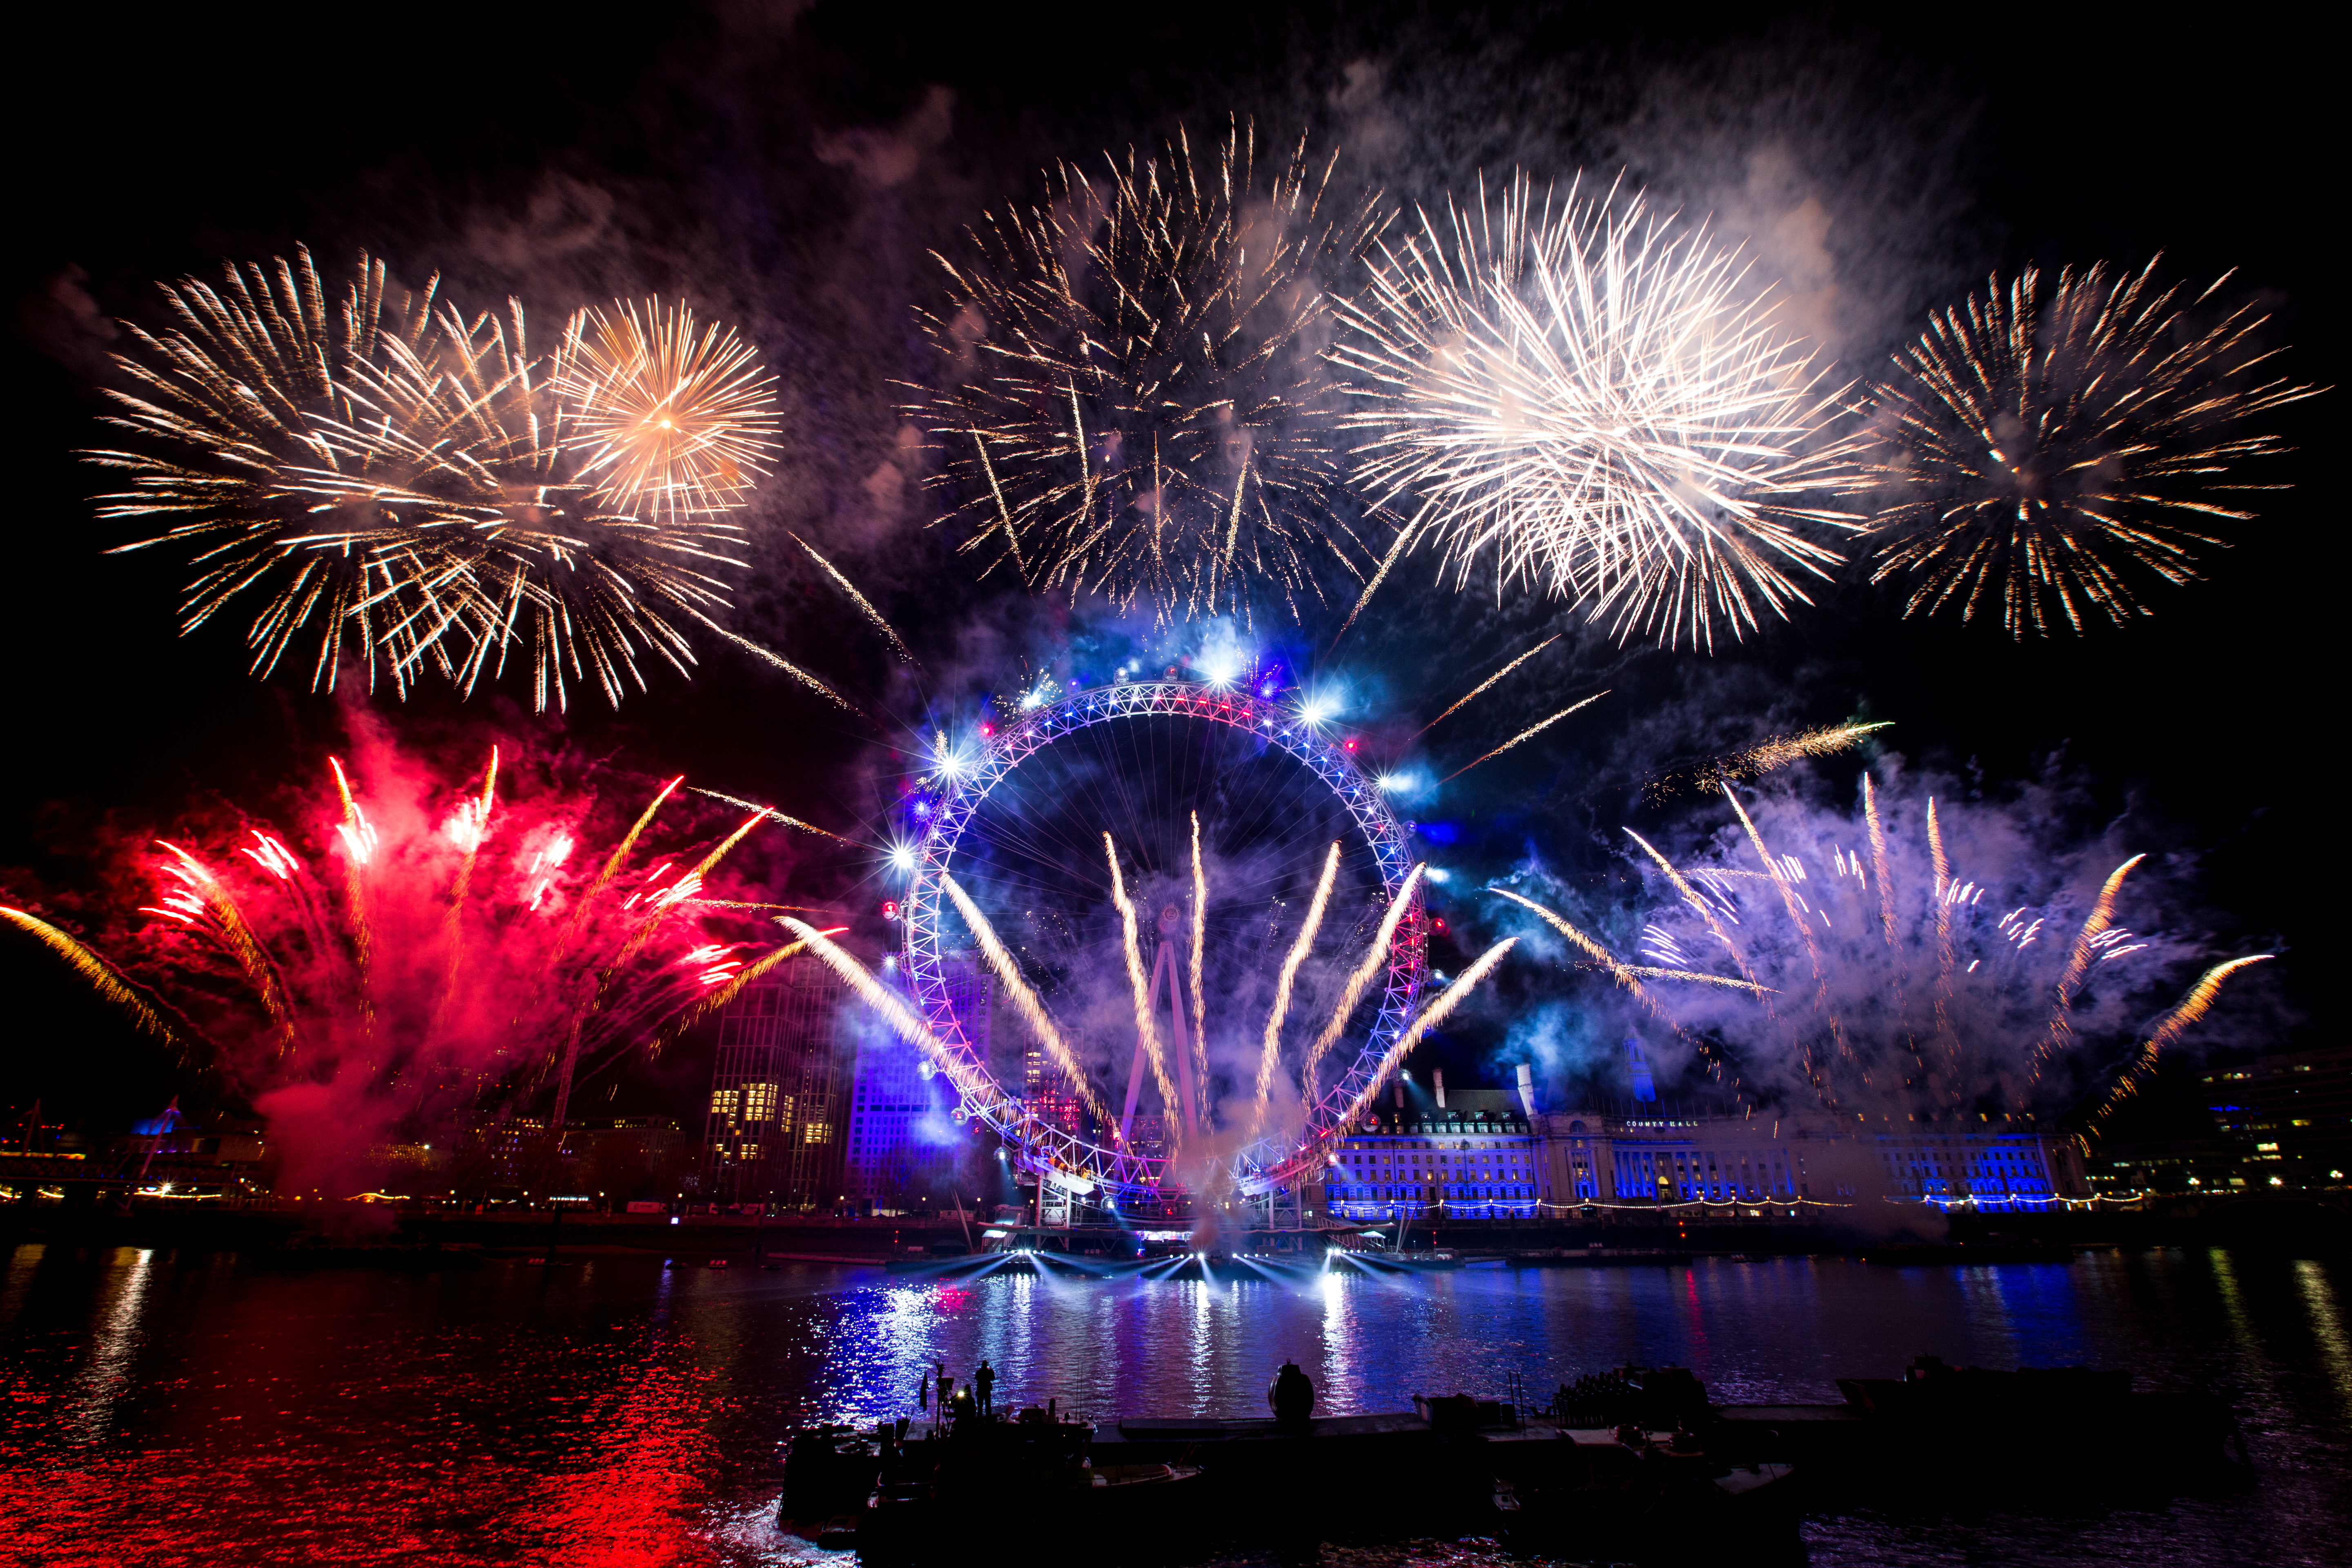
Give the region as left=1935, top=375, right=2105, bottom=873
left=899, top=680, right=1427, bottom=1213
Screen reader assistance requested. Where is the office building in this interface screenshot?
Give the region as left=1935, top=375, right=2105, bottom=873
left=703, top=954, right=860, bottom=1210
left=842, top=958, right=991, bottom=1212
left=2205, top=1046, right=2352, bottom=1190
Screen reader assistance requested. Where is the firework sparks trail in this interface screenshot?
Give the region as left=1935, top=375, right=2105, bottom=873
left=1722, top=782, right=1848, bottom=1088
left=153, top=842, right=297, bottom=1052
left=1863, top=259, right=2324, bottom=636
left=1412, top=637, right=1558, bottom=741
left=0, top=908, right=178, bottom=1043
left=1618, top=964, right=1774, bottom=994
left=790, top=532, right=918, bottom=665
left=1442, top=691, right=1608, bottom=783
left=1925, top=797, right=1960, bottom=1083
left=1300, top=864, right=1426, bottom=1094
left=325, top=757, right=376, bottom=977
left=2094, top=955, right=2274, bottom=1125
left=1863, top=774, right=1899, bottom=952
left=1646, top=721, right=1893, bottom=802
left=1625, top=776, right=2236, bottom=1121
left=2033, top=853, right=2146, bottom=1084
left=1334, top=172, right=1869, bottom=650
left=1250, top=841, right=1342, bottom=1134
left=1487, top=887, right=1686, bottom=1037
left=87, top=251, right=783, bottom=710
left=1104, top=833, right=1177, bottom=1140
left=686, top=787, right=864, bottom=847
left=646, top=934, right=821, bottom=1056
left=780, top=919, right=987, bottom=1104
left=1622, top=829, right=1759, bottom=990
left=527, top=780, right=768, bottom=1118
left=911, top=120, right=1383, bottom=623
left=1861, top=773, right=1903, bottom=1044
left=931, top=823, right=1423, bottom=1166
left=1338, top=938, right=1517, bottom=1129
left=1188, top=812, right=1209, bottom=1116
left=940, top=873, right=1112, bottom=1123
left=1327, top=522, right=1419, bottom=649
left=3, top=747, right=782, bottom=1188
left=427, top=748, right=501, bottom=1053
left=554, top=299, right=780, bottom=524
left=701, top=626, right=859, bottom=714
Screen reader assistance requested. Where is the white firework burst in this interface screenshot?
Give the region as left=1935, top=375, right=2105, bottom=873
left=1333, top=173, right=1867, bottom=650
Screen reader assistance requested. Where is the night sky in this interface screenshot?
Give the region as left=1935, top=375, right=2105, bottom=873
left=4, top=3, right=2332, bottom=1137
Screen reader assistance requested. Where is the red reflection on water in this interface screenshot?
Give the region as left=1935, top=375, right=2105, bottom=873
left=512, top=1353, right=723, bottom=1566
left=1682, top=1267, right=1711, bottom=1365
left=0, top=1257, right=775, bottom=1568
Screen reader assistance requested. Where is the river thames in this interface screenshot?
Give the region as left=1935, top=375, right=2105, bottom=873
left=4, top=1243, right=2346, bottom=1566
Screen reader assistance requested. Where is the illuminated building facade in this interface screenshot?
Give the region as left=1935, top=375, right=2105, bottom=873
left=1323, top=1085, right=2091, bottom=1224
left=2204, top=1046, right=2352, bottom=1191
left=1543, top=1109, right=2087, bottom=1213
left=844, top=958, right=991, bottom=1212
left=1324, top=1089, right=1542, bottom=1222
left=703, top=955, right=858, bottom=1209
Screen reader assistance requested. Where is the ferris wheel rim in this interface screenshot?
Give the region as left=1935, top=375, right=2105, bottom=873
left=898, top=679, right=1426, bottom=1202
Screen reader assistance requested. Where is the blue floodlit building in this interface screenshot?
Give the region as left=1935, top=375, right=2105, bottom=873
left=1543, top=1108, right=2088, bottom=1213
left=1323, top=1087, right=1543, bottom=1223
left=843, top=958, right=992, bottom=1214
left=1318, top=1071, right=2089, bottom=1224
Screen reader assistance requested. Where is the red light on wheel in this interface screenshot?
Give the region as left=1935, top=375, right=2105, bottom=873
left=882, top=901, right=899, bottom=920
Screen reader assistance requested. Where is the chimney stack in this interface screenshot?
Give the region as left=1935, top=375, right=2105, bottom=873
left=1433, top=1069, right=1447, bottom=1109
left=1516, top=1063, right=1539, bottom=1120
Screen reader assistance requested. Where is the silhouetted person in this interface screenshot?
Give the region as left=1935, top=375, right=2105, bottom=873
left=918, top=1371, right=930, bottom=1410
left=975, top=1359, right=996, bottom=1417
left=1270, top=1361, right=1314, bottom=1428
left=949, top=1383, right=975, bottom=1421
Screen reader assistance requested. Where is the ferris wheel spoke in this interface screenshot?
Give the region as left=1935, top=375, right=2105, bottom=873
left=901, top=682, right=1424, bottom=1199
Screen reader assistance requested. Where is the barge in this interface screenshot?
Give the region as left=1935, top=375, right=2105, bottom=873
left=780, top=1352, right=2241, bottom=1560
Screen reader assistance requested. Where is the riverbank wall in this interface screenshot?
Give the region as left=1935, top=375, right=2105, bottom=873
left=6, top=1193, right=2344, bottom=1257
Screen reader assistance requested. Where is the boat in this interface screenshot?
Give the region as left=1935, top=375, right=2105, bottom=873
left=778, top=1423, right=885, bottom=1521
left=1703, top=1353, right=2245, bottom=1490
left=782, top=1405, right=1203, bottom=1559
left=1482, top=1416, right=1800, bottom=1556
left=779, top=1352, right=2230, bottom=1559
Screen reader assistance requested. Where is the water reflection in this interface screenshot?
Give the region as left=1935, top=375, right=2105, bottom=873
left=69, top=1246, right=153, bottom=1442
left=2, top=1245, right=2346, bottom=1567
left=2292, top=1258, right=2351, bottom=1401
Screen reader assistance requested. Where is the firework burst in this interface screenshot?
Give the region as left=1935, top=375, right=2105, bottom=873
left=1333, top=173, right=1867, bottom=650
left=910, top=121, right=1383, bottom=623
left=1862, top=259, right=2322, bottom=635
left=86, top=249, right=782, bottom=709
left=1644, top=720, right=1893, bottom=803
left=0, top=741, right=802, bottom=1180
left=1566, top=777, right=2268, bottom=1121
left=554, top=298, right=780, bottom=523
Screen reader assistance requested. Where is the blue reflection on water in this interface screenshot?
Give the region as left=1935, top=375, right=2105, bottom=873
left=2, top=1246, right=2347, bottom=1567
